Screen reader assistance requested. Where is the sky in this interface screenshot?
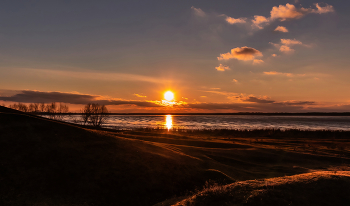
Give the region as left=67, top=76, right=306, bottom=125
left=0, top=0, right=350, bottom=112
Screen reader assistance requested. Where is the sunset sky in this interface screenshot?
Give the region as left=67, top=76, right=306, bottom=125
left=0, top=0, right=349, bottom=112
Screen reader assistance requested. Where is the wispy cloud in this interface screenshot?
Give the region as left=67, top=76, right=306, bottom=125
left=263, top=71, right=308, bottom=77
left=271, top=38, right=305, bottom=54
left=204, top=90, right=241, bottom=102
left=281, top=39, right=303, bottom=45
left=191, top=6, right=206, bottom=17
left=186, top=97, right=316, bottom=112
left=134, top=94, right=147, bottom=98
left=215, top=64, right=230, bottom=71
left=313, top=3, right=334, bottom=14
left=280, top=45, right=295, bottom=53
left=253, top=59, right=264, bottom=65
left=22, top=68, right=171, bottom=84
left=244, top=96, right=275, bottom=104
left=204, top=89, right=315, bottom=107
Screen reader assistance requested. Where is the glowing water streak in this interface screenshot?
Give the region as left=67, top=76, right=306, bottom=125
left=165, top=115, right=172, bottom=130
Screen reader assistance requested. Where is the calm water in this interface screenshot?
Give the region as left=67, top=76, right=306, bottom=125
left=58, top=115, right=350, bottom=131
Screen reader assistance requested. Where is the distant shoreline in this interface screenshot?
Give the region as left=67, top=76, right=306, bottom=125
left=38, top=112, right=350, bottom=116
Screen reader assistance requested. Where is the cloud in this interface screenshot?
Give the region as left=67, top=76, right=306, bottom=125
left=279, top=45, right=294, bottom=53
left=0, top=90, right=333, bottom=113
left=218, top=46, right=263, bottom=61
left=232, top=79, right=238, bottom=83
left=252, top=15, right=270, bottom=29
left=272, top=54, right=278, bottom=57
left=281, top=38, right=303, bottom=45
left=22, top=68, right=170, bottom=84
left=225, top=16, right=246, bottom=24
left=186, top=99, right=316, bottom=112
left=264, top=71, right=293, bottom=77
left=0, top=90, right=162, bottom=107
left=313, top=3, right=335, bottom=14
left=250, top=3, right=334, bottom=30
left=270, top=3, right=310, bottom=21
left=279, top=39, right=303, bottom=53
left=215, top=64, right=230, bottom=71
left=204, top=89, right=315, bottom=108
left=274, top=26, right=289, bottom=32
left=253, top=59, right=264, bottom=64
left=191, top=6, right=206, bottom=17
left=271, top=39, right=304, bottom=54
left=263, top=71, right=306, bottom=77
left=241, top=95, right=315, bottom=106
left=203, top=90, right=241, bottom=102
left=279, top=100, right=315, bottom=106
left=186, top=103, right=245, bottom=110
left=244, top=96, right=275, bottom=104
left=134, top=94, right=147, bottom=98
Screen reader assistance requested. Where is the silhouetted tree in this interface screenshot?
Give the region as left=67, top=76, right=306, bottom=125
left=9, top=103, right=18, bottom=110
left=17, top=103, right=28, bottom=112
left=81, top=103, right=108, bottom=127
left=56, top=103, right=69, bottom=120
left=28, top=103, right=35, bottom=112
left=39, top=103, right=45, bottom=112
left=33, top=103, right=39, bottom=112
left=81, top=104, right=92, bottom=125
left=58, top=103, right=69, bottom=113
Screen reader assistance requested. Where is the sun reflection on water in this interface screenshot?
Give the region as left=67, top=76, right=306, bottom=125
left=165, top=115, right=172, bottom=130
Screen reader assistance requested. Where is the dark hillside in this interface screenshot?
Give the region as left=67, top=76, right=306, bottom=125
left=0, top=105, right=24, bottom=114
left=1, top=108, right=349, bottom=205
left=0, top=112, right=210, bottom=206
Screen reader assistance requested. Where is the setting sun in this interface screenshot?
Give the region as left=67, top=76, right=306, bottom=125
left=164, top=91, right=174, bottom=101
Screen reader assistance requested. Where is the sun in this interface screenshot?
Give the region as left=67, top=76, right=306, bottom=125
left=164, top=91, right=174, bottom=101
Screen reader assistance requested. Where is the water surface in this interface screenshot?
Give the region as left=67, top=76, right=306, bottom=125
left=58, top=115, right=350, bottom=131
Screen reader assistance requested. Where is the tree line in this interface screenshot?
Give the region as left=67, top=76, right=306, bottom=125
left=8, top=102, right=69, bottom=113
left=7, top=102, right=108, bottom=127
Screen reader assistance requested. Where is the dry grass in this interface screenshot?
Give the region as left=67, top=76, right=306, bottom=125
left=161, top=171, right=350, bottom=206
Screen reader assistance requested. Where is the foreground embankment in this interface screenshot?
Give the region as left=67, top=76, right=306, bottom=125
left=158, top=171, right=350, bottom=206
left=0, top=107, right=349, bottom=205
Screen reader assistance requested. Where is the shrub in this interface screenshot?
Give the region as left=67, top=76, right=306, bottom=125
left=81, top=103, right=108, bottom=127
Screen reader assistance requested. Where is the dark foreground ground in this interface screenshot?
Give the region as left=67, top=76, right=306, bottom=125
left=0, top=106, right=350, bottom=206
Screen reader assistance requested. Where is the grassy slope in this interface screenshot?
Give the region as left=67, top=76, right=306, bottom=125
left=162, top=171, right=350, bottom=206
left=1, top=106, right=349, bottom=205
left=0, top=109, right=209, bottom=205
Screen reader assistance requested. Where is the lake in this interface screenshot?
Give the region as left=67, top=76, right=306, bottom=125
left=57, top=115, right=350, bottom=131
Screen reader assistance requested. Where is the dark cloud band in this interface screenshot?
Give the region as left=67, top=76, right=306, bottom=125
left=0, top=90, right=162, bottom=107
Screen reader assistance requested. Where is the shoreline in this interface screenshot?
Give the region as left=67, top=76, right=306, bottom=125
left=35, top=112, right=350, bottom=116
